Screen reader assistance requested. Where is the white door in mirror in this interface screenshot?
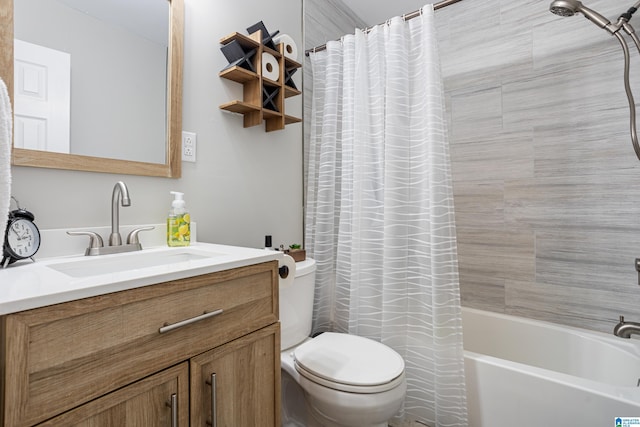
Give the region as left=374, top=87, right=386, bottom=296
left=182, top=131, right=196, bottom=163
left=14, top=40, right=70, bottom=153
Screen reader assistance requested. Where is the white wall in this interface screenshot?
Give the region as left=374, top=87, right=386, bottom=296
left=10, top=0, right=304, bottom=250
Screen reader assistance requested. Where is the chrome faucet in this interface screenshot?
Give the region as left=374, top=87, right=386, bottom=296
left=66, top=181, right=154, bottom=256
left=613, top=316, right=640, bottom=338
left=109, top=181, right=131, bottom=246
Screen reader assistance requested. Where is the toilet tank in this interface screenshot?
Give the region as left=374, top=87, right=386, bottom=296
left=280, top=258, right=316, bottom=351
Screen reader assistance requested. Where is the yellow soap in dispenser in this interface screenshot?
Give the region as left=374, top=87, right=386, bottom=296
left=167, top=191, right=190, bottom=246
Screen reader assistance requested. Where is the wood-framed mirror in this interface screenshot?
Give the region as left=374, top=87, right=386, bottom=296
left=0, top=0, right=183, bottom=178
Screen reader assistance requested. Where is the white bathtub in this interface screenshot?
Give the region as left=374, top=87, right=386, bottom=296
left=462, top=307, right=640, bottom=427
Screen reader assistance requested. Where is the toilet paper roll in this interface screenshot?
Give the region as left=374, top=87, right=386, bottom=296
left=278, top=254, right=296, bottom=289
left=261, top=52, right=280, bottom=81
left=274, top=34, right=299, bottom=61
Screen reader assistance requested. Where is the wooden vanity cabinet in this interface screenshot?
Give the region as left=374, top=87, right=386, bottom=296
left=0, top=261, right=280, bottom=427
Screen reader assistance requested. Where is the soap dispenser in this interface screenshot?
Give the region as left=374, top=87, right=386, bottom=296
left=167, top=191, right=190, bottom=247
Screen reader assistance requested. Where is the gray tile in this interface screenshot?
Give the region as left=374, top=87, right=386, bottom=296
left=456, top=229, right=535, bottom=282
left=533, top=124, right=638, bottom=178
left=504, top=176, right=640, bottom=232
left=460, top=276, right=506, bottom=312
left=535, top=230, right=640, bottom=292
left=449, top=130, right=534, bottom=182
left=449, top=86, right=503, bottom=141
left=505, top=279, right=640, bottom=333
left=452, top=180, right=504, bottom=230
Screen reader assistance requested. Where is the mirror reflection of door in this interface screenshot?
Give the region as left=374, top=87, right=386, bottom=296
left=13, top=39, right=71, bottom=153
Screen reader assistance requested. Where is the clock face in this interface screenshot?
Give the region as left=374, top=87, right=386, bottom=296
left=6, top=218, right=41, bottom=259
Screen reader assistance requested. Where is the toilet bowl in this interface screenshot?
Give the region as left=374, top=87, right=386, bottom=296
left=280, top=258, right=406, bottom=427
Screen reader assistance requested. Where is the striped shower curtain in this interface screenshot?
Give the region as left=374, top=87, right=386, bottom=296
left=305, top=5, right=468, bottom=426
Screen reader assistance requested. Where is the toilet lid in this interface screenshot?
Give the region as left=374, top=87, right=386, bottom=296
left=293, top=332, right=405, bottom=390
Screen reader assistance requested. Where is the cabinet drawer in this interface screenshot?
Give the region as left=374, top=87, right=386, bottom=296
left=2, top=261, right=278, bottom=427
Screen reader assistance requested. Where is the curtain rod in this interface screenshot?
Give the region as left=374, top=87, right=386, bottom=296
left=304, top=0, right=464, bottom=56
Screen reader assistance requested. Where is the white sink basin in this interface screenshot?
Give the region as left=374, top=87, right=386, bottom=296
left=47, top=248, right=224, bottom=278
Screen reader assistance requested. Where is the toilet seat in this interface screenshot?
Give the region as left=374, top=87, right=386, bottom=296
left=293, top=332, right=405, bottom=394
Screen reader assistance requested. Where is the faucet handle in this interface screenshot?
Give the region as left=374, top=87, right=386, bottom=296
left=67, top=231, right=104, bottom=256
left=126, top=226, right=155, bottom=245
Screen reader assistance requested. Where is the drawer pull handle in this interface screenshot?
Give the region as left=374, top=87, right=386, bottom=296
left=206, top=373, right=217, bottom=427
left=159, top=309, right=224, bottom=334
left=166, top=393, right=178, bottom=427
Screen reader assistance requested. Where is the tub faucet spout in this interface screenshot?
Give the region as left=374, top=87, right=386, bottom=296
left=613, top=315, right=640, bottom=338
left=109, top=181, right=131, bottom=246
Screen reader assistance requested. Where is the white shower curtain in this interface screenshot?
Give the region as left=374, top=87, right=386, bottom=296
left=306, top=5, right=467, bottom=426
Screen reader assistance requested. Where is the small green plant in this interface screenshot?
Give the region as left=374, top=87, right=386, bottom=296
left=289, top=243, right=301, bottom=250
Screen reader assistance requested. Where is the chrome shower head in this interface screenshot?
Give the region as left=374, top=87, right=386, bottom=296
left=550, top=0, right=580, bottom=16
left=549, top=0, right=612, bottom=29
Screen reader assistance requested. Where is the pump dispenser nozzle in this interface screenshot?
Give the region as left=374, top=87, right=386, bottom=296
left=170, top=191, right=185, bottom=212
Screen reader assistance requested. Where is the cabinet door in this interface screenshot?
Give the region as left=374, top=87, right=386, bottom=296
left=191, top=323, right=281, bottom=427
left=38, top=363, right=189, bottom=427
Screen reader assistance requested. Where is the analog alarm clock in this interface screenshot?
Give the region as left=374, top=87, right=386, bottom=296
left=2, top=207, right=40, bottom=268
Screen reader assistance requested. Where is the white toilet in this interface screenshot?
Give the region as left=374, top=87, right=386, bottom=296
left=280, top=258, right=407, bottom=427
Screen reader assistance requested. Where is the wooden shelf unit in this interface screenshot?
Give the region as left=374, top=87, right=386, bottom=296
left=219, top=30, right=301, bottom=132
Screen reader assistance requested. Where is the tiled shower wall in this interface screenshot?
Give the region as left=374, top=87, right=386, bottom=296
left=437, top=0, right=640, bottom=333
left=305, top=0, right=640, bottom=334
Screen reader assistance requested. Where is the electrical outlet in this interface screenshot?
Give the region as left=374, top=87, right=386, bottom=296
left=182, top=131, right=196, bottom=163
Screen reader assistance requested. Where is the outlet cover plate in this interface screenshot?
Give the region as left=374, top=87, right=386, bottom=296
left=182, top=131, right=196, bottom=163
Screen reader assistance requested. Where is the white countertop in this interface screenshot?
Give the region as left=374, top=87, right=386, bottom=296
left=0, top=242, right=281, bottom=315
